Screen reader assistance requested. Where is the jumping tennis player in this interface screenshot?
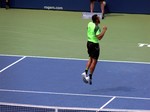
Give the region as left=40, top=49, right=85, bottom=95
left=82, top=14, right=107, bottom=85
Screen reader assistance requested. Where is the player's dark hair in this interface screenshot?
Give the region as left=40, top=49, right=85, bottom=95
left=92, top=14, right=98, bottom=23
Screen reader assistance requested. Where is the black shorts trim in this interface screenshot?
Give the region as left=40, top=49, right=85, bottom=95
left=87, top=41, right=100, bottom=60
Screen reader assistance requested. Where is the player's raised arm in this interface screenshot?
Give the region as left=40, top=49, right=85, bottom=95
left=96, top=26, right=107, bottom=40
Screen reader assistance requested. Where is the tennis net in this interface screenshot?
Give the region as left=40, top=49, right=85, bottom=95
left=0, top=102, right=149, bottom=112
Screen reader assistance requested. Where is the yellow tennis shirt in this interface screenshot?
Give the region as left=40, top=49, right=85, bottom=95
left=87, top=22, right=101, bottom=43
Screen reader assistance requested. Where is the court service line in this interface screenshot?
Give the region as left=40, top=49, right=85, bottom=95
left=0, top=54, right=150, bottom=65
left=0, top=88, right=150, bottom=101
left=97, top=96, right=116, bottom=112
left=0, top=56, right=26, bottom=73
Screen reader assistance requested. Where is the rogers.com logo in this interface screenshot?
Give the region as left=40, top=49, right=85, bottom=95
left=44, top=6, right=63, bottom=10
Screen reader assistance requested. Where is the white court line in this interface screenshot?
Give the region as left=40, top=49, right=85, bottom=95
left=0, top=56, right=26, bottom=73
left=0, top=88, right=150, bottom=101
left=0, top=53, right=150, bottom=65
left=97, top=96, right=116, bottom=112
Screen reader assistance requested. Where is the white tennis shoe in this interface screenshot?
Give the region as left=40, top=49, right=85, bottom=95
left=81, top=72, right=89, bottom=84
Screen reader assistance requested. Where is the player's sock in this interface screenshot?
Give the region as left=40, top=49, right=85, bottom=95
left=89, top=74, right=92, bottom=79
left=85, top=68, right=88, bottom=76
left=89, top=74, right=92, bottom=85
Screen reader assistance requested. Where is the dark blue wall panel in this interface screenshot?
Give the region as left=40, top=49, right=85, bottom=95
left=106, top=0, right=150, bottom=14
left=1, top=0, right=150, bottom=14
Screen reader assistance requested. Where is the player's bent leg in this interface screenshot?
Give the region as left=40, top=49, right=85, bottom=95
left=89, top=58, right=98, bottom=85
left=86, top=57, right=92, bottom=73
left=89, top=58, right=97, bottom=75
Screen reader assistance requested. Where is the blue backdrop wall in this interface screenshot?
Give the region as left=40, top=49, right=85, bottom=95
left=1, top=0, right=150, bottom=14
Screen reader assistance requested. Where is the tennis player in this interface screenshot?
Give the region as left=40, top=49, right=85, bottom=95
left=82, top=14, right=107, bottom=85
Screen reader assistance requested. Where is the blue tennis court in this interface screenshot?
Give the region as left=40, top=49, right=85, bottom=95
left=0, top=54, right=150, bottom=112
